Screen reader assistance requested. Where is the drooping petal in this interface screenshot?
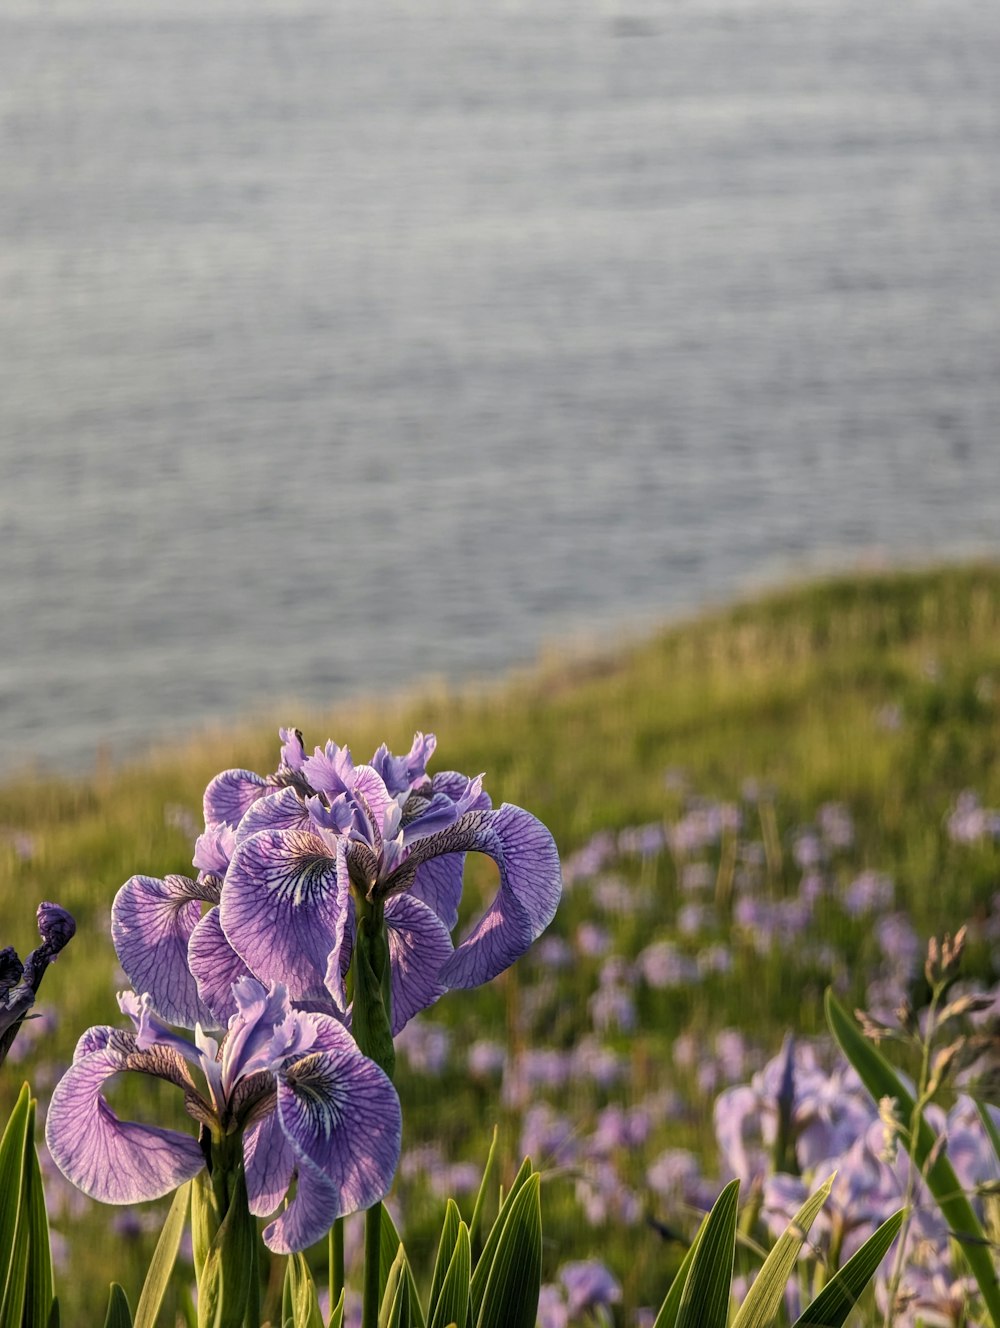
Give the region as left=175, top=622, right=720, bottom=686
left=234, top=787, right=310, bottom=846
left=204, top=768, right=272, bottom=829
left=244, top=1110, right=295, bottom=1218
left=262, top=1043, right=401, bottom=1253
left=384, top=894, right=453, bottom=1035
left=220, top=830, right=348, bottom=1001
left=112, top=875, right=217, bottom=1029
left=420, top=805, right=562, bottom=990
left=45, top=1044, right=204, bottom=1204
left=188, top=907, right=252, bottom=1027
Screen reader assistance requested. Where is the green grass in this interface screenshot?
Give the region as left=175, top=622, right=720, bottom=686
left=3, top=561, right=1000, bottom=1321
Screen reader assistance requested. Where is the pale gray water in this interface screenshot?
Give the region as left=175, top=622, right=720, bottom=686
left=1, top=0, right=999, bottom=776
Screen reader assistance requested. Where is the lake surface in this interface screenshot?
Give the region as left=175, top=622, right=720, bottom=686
left=1, top=0, right=998, bottom=776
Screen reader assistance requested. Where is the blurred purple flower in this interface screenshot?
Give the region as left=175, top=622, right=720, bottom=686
left=843, top=871, right=894, bottom=917
left=560, top=1260, right=622, bottom=1317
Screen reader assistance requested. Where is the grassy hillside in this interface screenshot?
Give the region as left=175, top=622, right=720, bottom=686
left=3, top=562, right=999, bottom=1320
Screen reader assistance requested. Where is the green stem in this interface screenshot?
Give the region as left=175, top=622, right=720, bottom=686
left=329, top=1217, right=345, bottom=1309
left=362, top=1202, right=382, bottom=1328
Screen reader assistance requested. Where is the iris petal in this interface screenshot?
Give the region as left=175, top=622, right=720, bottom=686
left=234, top=787, right=310, bottom=846
left=188, top=906, right=252, bottom=1027
left=112, top=875, right=217, bottom=1029
left=426, top=805, right=562, bottom=990
left=44, top=1045, right=204, bottom=1204
left=384, top=894, right=453, bottom=1034
left=203, top=768, right=270, bottom=829
left=263, top=1042, right=401, bottom=1253
left=220, top=830, right=347, bottom=1001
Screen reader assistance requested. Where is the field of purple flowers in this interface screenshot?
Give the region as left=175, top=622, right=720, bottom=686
left=2, top=565, right=1000, bottom=1324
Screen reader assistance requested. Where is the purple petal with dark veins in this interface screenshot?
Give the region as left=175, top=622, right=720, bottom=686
left=112, top=875, right=217, bottom=1029
left=44, top=1044, right=204, bottom=1204
left=409, top=854, right=465, bottom=930
left=188, top=907, right=253, bottom=1027
left=244, top=1110, right=295, bottom=1218
left=203, top=768, right=271, bottom=830
left=384, top=894, right=453, bottom=1034
left=262, top=1044, right=401, bottom=1252
left=220, top=830, right=348, bottom=1001
left=234, top=787, right=310, bottom=846
left=422, top=805, right=562, bottom=990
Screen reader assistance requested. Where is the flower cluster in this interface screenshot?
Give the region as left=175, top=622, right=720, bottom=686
left=44, top=729, right=562, bottom=1253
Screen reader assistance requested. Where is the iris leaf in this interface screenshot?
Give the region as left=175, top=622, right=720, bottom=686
left=469, top=1157, right=533, bottom=1320
left=429, top=1221, right=470, bottom=1328
left=0, top=1083, right=31, bottom=1318
left=428, top=1200, right=462, bottom=1320
left=792, top=1209, right=904, bottom=1327
left=134, top=1181, right=191, bottom=1328
left=674, top=1177, right=740, bottom=1328
left=102, top=1284, right=133, bottom=1328
left=475, top=1173, right=541, bottom=1328
left=22, top=1098, right=54, bottom=1328
left=731, top=1173, right=833, bottom=1328
left=652, top=1212, right=708, bottom=1328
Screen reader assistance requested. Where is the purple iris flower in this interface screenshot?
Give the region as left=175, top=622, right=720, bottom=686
left=45, top=975, right=400, bottom=1253
left=111, top=729, right=560, bottom=1042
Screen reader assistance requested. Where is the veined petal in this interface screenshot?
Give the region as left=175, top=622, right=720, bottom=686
left=350, top=765, right=397, bottom=845
left=409, top=855, right=465, bottom=931
left=425, top=805, right=562, bottom=989
left=244, top=1110, right=295, bottom=1218
left=220, top=830, right=347, bottom=1001
left=384, top=894, right=453, bottom=1035
left=204, top=768, right=270, bottom=830
left=188, top=906, right=252, bottom=1027
left=193, top=825, right=237, bottom=878
left=263, top=1047, right=401, bottom=1253
left=234, top=787, right=310, bottom=846
left=112, top=875, right=216, bottom=1029
left=45, top=1045, right=204, bottom=1204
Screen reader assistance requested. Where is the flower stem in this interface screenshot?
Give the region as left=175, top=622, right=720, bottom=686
left=362, top=1202, right=382, bottom=1328
left=329, top=1217, right=345, bottom=1308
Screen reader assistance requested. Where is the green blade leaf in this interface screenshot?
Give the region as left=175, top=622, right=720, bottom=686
left=284, top=1253, right=325, bottom=1328
left=134, top=1181, right=191, bottom=1328
left=652, top=1213, right=708, bottom=1328
left=47, top=1298, right=60, bottom=1328
left=428, top=1201, right=462, bottom=1322
left=103, top=1284, right=134, bottom=1328
left=792, top=1209, right=904, bottom=1328
left=826, top=990, right=1000, bottom=1324
left=976, top=1101, right=1000, bottom=1172
left=378, top=1247, right=408, bottom=1328
left=475, top=1173, right=541, bottom=1328
left=0, top=1084, right=31, bottom=1314
left=470, top=1158, right=533, bottom=1321
left=674, top=1178, right=740, bottom=1328
left=429, top=1222, right=470, bottom=1328
left=468, top=1129, right=499, bottom=1262
left=22, top=1100, right=55, bottom=1328
left=378, top=1208, right=424, bottom=1328
left=731, top=1174, right=834, bottom=1328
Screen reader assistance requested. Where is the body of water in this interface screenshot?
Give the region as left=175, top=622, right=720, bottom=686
left=1, top=0, right=999, bottom=775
